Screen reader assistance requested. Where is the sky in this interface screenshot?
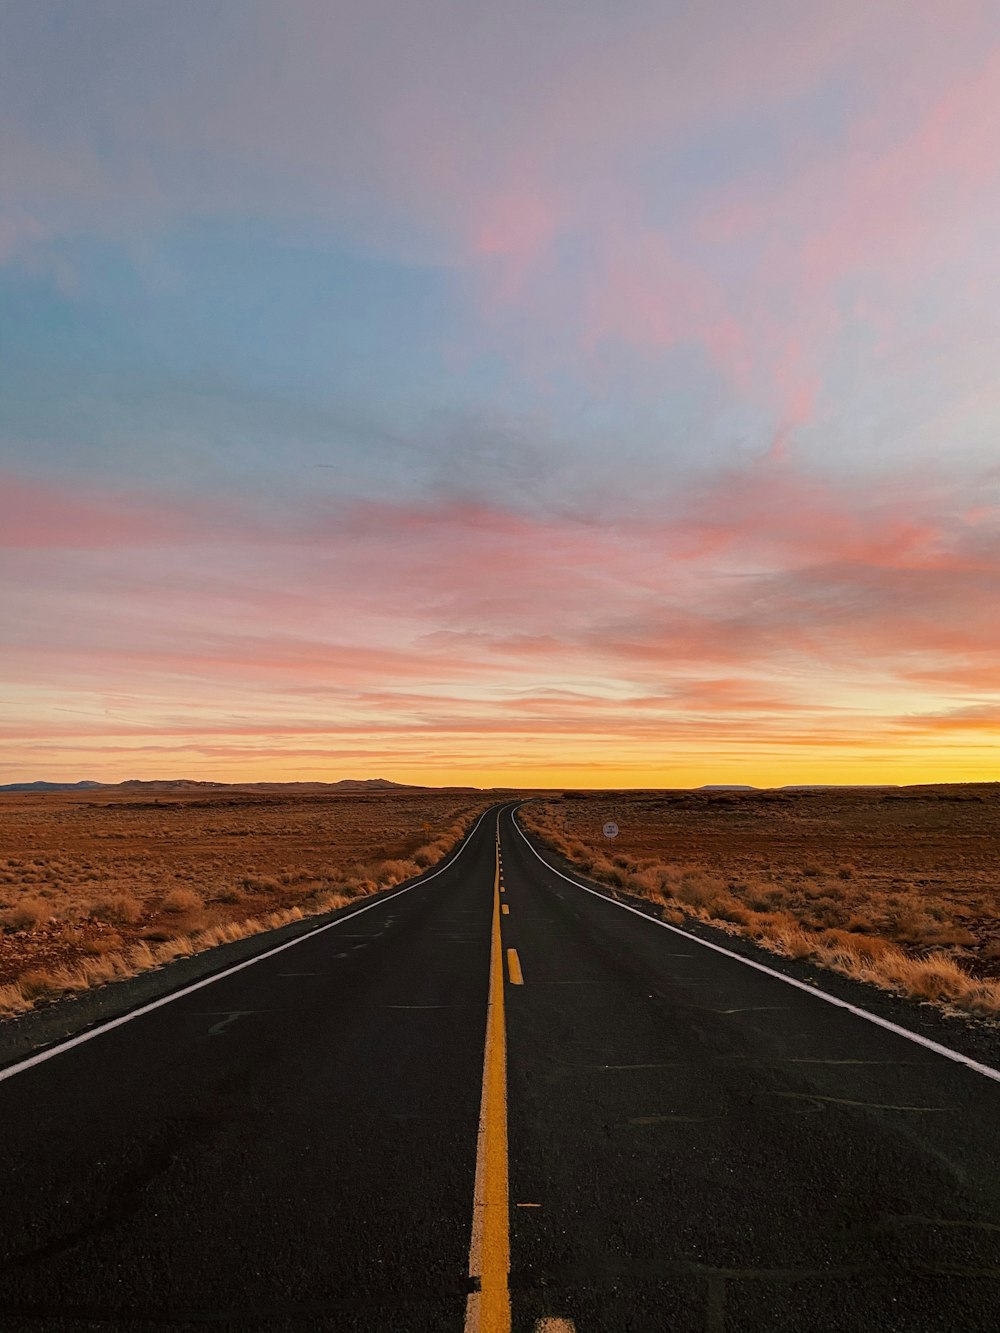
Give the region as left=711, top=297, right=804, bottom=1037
left=2, top=1, right=999, bottom=788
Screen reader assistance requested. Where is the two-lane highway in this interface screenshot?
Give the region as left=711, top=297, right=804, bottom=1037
left=1, top=804, right=999, bottom=1331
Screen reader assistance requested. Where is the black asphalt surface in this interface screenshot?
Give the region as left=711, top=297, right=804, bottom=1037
left=1, top=803, right=1000, bottom=1331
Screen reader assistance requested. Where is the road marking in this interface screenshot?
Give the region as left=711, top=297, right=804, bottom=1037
left=0, top=806, right=497, bottom=1085
left=511, top=810, right=1000, bottom=1087
left=465, top=820, right=512, bottom=1333
left=507, top=949, right=524, bottom=986
left=535, top=1320, right=576, bottom=1332
left=200, top=1009, right=265, bottom=1036
left=502, top=904, right=510, bottom=916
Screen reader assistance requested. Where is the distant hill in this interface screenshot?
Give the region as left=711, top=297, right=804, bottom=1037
left=698, top=784, right=757, bottom=791
left=116, top=777, right=413, bottom=791
left=2, top=776, right=428, bottom=794
left=0, top=780, right=103, bottom=792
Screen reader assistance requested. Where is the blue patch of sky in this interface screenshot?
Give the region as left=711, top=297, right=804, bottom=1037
left=1, top=213, right=751, bottom=509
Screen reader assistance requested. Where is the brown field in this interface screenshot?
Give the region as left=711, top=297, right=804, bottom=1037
left=521, top=785, right=1000, bottom=1019
left=0, top=784, right=493, bottom=1016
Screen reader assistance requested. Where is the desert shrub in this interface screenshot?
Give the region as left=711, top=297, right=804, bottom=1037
left=775, top=926, right=815, bottom=959
left=377, top=859, right=418, bottom=885
left=1, top=898, right=51, bottom=931
left=818, top=929, right=896, bottom=962
left=631, top=866, right=668, bottom=900
left=673, top=872, right=728, bottom=911
left=161, top=887, right=202, bottom=913
left=18, top=969, right=63, bottom=1000
left=212, top=885, right=245, bottom=904
left=710, top=896, right=755, bottom=925
left=140, top=924, right=175, bottom=941
left=153, top=936, right=193, bottom=963
left=241, top=875, right=280, bottom=894
left=90, top=893, right=142, bottom=924
left=81, top=934, right=124, bottom=956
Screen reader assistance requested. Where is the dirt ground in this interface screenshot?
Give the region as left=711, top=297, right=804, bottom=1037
left=0, top=784, right=492, bottom=1000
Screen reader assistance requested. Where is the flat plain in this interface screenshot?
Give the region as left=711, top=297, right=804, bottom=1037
left=0, top=783, right=492, bottom=1012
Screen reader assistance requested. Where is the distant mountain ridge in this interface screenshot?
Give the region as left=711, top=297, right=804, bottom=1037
left=0, top=777, right=414, bottom=793
left=0, top=780, right=103, bottom=792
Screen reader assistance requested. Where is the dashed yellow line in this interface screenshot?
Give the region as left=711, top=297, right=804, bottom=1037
left=506, top=948, right=523, bottom=986
left=501, top=904, right=510, bottom=916
left=465, top=822, right=511, bottom=1333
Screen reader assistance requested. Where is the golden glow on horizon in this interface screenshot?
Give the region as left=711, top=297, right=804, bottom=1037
left=3, top=736, right=997, bottom=790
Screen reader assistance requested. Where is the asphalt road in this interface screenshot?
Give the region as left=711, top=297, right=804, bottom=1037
left=1, top=803, right=1000, bottom=1331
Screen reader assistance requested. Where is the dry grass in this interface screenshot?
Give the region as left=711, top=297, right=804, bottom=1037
left=521, top=785, right=1000, bottom=1019
left=0, top=785, right=492, bottom=1017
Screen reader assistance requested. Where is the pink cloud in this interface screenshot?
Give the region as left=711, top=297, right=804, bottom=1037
left=0, top=473, right=187, bottom=549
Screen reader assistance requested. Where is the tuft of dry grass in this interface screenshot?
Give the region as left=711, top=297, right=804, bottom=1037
left=521, top=787, right=1000, bottom=1020
left=89, top=893, right=142, bottom=925
left=1, top=898, right=52, bottom=932
left=161, top=887, right=203, bottom=914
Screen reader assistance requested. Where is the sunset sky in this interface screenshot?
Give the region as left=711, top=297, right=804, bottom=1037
left=2, top=2, right=999, bottom=787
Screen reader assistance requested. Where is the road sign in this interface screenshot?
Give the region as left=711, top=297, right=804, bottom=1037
left=603, top=821, right=619, bottom=839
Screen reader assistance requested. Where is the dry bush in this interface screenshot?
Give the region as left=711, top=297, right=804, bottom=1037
left=1, top=898, right=51, bottom=931
left=89, top=893, right=142, bottom=924
left=211, top=885, right=245, bottom=904
left=161, top=887, right=202, bottom=914
left=241, top=875, right=281, bottom=894
left=80, top=934, right=124, bottom=956
left=377, top=859, right=419, bottom=885
left=672, top=871, right=729, bottom=911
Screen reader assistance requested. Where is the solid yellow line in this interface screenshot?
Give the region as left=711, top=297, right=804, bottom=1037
left=466, top=825, right=511, bottom=1332
left=507, top=948, right=523, bottom=986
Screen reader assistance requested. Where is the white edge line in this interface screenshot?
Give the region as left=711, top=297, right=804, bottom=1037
left=0, top=806, right=497, bottom=1085
left=510, top=808, right=1000, bottom=1087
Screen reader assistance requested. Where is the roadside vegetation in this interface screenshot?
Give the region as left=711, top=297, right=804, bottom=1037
left=0, top=787, right=491, bottom=1016
left=520, top=786, right=1000, bottom=1019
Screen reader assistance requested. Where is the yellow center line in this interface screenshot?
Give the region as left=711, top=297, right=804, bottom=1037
left=465, top=820, right=512, bottom=1333
left=507, top=948, right=524, bottom=986
left=501, top=904, right=510, bottom=915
